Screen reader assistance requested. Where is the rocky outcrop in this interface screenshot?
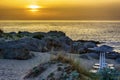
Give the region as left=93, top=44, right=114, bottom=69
left=71, top=41, right=97, bottom=54
left=90, top=45, right=113, bottom=52
left=105, top=52, right=120, bottom=59
left=80, top=53, right=99, bottom=59
left=0, top=38, right=47, bottom=59
left=84, top=42, right=97, bottom=48
left=116, top=58, right=120, bottom=64
left=2, top=31, right=119, bottom=60
left=2, top=48, right=33, bottom=60
left=42, top=36, right=72, bottom=52
left=0, top=38, right=46, bottom=52
left=47, top=31, right=66, bottom=37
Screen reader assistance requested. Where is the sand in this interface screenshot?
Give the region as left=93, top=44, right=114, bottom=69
left=0, top=52, right=51, bottom=80
left=0, top=52, right=119, bottom=80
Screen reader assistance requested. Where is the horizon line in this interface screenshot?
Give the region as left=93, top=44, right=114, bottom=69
left=0, top=20, right=120, bottom=22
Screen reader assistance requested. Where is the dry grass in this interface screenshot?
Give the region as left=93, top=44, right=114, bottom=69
left=52, top=54, right=97, bottom=80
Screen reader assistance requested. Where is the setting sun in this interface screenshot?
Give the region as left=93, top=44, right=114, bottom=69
left=29, top=5, right=40, bottom=9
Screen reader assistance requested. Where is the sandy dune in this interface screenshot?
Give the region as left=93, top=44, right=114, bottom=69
left=0, top=52, right=51, bottom=80
left=0, top=52, right=119, bottom=80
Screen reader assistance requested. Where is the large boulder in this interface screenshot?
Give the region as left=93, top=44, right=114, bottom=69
left=2, top=48, right=33, bottom=60
left=59, top=36, right=72, bottom=45
left=71, top=42, right=94, bottom=54
left=0, top=38, right=5, bottom=43
left=0, top=38, right=47, bottom=59
left=80, top=54, right=90, bottom=60
left=17, top=38, right=46, bottom=52
left=0, top=43, right=33, bottom=60
left=116, top=58, right=120, bottom=64
left=90, top=45, right=113, bottom=52
left=42, top=36, right=72, bottom=52
left=87, top=53, right=99, bottom=59
left=84, top=42, right=97, bottom=48
left=43, top=37, right=62, bottom=51
left=59, top=36, right=72, bottom=52
left=71, top=42, right=82, bottom=53
left=105, top=52, right=120, bottom=59
left=47, top=31, right=66, bottom=37
left=80, top=53, right=99, bottom=59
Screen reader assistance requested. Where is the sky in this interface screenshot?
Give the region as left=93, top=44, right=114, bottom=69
left=0, top=0, right=120, bottom=20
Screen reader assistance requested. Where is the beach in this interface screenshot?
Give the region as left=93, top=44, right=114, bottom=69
left=0, top=21, right=120, bottom=80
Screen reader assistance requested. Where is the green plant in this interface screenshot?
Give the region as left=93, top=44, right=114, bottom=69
left=98, top=68, right=120, bottom=80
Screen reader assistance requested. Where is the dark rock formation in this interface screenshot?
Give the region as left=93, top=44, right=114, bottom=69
left=3, top=48, right=32, bottom=60
left=87, top=53, right=99, bottom=59
left=47, top=31, right=66, bottom=37
left=90, top=45, right=113, bottom=52
left=84, top=42, right=97, bottom=48
left=116, top=58, right=120, bottom=64
left=105, top=52, right=120, bottom=59
left=71, top=41, right=97, bottom=54
left=41, top=35, right=72, bottom=52
left=80, top=54, right=90, bottom=60
left=0, top=38, right=47, bottom=59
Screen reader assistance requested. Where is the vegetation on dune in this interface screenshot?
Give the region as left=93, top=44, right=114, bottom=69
left=52, top=54, right=94, bottom=80
left=97, top=68, right=120, bottom=80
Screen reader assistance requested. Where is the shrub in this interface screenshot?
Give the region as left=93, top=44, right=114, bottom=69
left=52, top=54, right=93, bottom=80
left=98, top=68, right=120, bottom=80
left=33, top=34, right=44, bottom=40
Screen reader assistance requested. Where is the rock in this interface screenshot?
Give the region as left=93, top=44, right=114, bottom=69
left=3, top=48, right=33, bottom=60
left=80, top=54, right=90, bottom=60
left=116, top=58, right=120, bottom=64
left=87, top=53, right=99, bottom=59
left=18, top=31, right=32, bottom=36
left=0, top=38, right=48, bottom=59
left=43, top=37, right=62, bottom=51
left=0, top=38, right=6, bottom=43
left=71, top=42, right=92, bottom=54
left=71, top=42, right=82, bottom=53
left=58, top=36, right=72, bottom=52
left=80, top=53, right=99, bottom=59
left=47, top=31, right=66, bottom=37
left=90, top=45, right=113, bottom=52
left=9, top=32, right=17, bottom=35
left=0, top=38, right=35, bottom=59
left=33, top=34, right=45, bottom=40
left=106, top=52, right=120, bottom=59
left=42, top=36, right=72, bottom=52
left=74, top=40, right=101, bottom=44
left=19, top=38, right=46, bottom=52
left=84, top=42, right=97, bottom=48
left=59, top=36, right=72, bottom=45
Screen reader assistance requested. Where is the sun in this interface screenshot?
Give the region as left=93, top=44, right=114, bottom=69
left=29, top=5, right=40, bottom=9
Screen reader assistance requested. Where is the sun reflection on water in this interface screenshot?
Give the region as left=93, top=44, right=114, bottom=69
left=29, top=9, right=39, bottom=12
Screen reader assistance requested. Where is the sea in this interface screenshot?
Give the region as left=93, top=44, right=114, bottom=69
left=0, top=20, right=120, bottom=52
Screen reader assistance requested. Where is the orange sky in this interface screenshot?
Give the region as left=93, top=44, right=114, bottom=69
left=0, top=0, right=120, bottom=20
